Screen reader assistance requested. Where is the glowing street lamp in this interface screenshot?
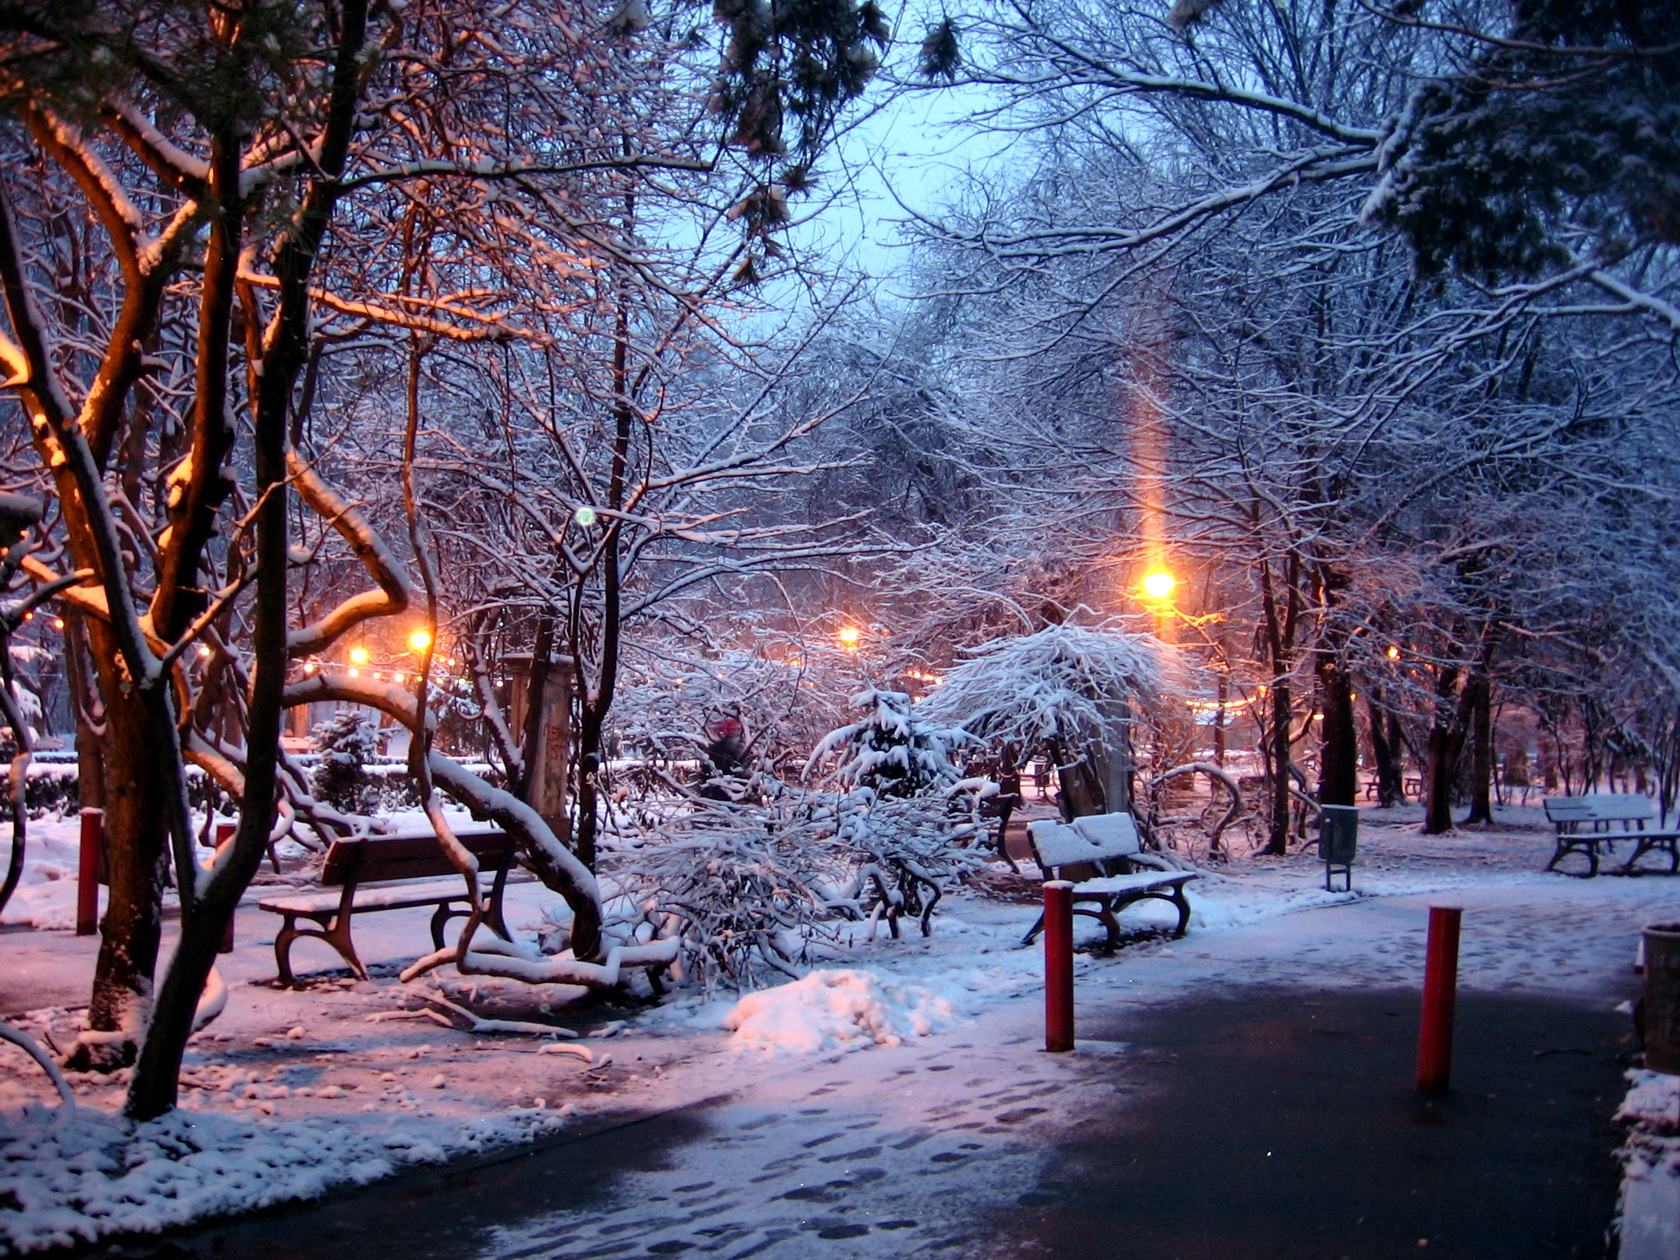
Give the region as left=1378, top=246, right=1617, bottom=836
left=349, top=646, right=369, bottom=666
left=1141, top=570, right=1176, bottom=601
left=409, top=629, right=433, bottom=653
left=837, top=625, right=861, bottom=650
left=1387, top=645, right=1401, bottom=660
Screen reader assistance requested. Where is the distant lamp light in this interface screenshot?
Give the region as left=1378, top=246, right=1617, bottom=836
left=1386, top=646, right=1401, bottom=660
left=349, top=646, right=369, bottom=665
left=838, top=625, right=861, bottom=649
left=574, top=505, right=598, bottom=527
left=52, top=618, right=64, bottom=631
left=303, top=661, right=318, bottom=674
left=409, top=629, right=433, bottom=652
left=196, top=644, right=213, bottom=659
left=1141, top=571, right=1176, bottom=600
left=347, top=667, right=360, bottom=678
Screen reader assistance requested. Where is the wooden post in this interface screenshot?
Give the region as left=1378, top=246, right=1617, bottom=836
left=214, top=821, right=236, bottom=953
left=76, top=807, right=102, bottom=936
left=1045, top=880, right=1075, bottom=1052
left=1417, top=905, right=1463, bottom=1095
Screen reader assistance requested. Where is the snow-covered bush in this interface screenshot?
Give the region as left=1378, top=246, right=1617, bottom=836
left=309, top=712, right=381, bottom=814
left=807, top=689, right=971, bottom=796
left=830, top=785, right=990, bottom=938
left=623, top=790, right=851, bottom=990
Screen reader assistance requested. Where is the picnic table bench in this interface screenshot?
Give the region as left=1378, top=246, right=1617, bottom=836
left=1021, top=812, right=1196, bottom=949
left=257, top=825, right=519, bottom=986
left=1543, top=794, right=1680, bottom=878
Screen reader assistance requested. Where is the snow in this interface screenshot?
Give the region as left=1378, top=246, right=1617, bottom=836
left=1, top=815, right=97, bottom=931
left=0, top=1095, right=566, bottom=1253
left=1617, top=1071, right=1680, bottom=1260
left=721, top=969, right=961, bottom=1056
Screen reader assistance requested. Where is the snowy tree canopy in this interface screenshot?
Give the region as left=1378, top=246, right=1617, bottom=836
left=918, top=624, right=1174, bottom=753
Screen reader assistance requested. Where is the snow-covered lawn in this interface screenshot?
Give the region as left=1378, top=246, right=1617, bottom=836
left=0, top=803, right=1675, bottom=1253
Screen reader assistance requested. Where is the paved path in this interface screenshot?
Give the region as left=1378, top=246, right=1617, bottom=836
left=64, top=889, right=1641, bottom=1260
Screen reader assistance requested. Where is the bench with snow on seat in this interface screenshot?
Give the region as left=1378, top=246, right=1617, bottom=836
left=258, top=825, right=520, bottom=986
left=1543, top=794, right=1680, bottom=877
left=1021, top=813, right=1197, bottom=949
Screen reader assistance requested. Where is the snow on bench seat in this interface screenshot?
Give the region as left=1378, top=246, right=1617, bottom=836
left=1022, top=814, right=1197, bottom=948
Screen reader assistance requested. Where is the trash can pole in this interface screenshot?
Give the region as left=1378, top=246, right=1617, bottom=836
left=1416, top=905, right=1463, bottom=1095
left=76, top=807, right=103, bottom=936
left=1045, top=880, right=1075, bottom=1052
left=214, top=821, right=236, bottom=954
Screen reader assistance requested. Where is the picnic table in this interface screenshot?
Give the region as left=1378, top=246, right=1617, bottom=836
left=1543, top=794, right=1680, bottom=877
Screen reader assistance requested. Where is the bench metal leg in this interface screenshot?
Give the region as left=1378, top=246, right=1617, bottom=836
left=1545, top=837, right=1599, bottom=878
left=1621, top=837, right=1680, bottom=876
left=274, top=912, right=367, bottom=986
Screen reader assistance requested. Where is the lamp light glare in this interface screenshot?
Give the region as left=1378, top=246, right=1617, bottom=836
left=349, top=647, right=369, bottom=665
left=1142, top=571, right=1176, bottom=600
left=1387, top=646, right=1401, bottom=660
left=409, top=629, right=432, bottom=652
left=837, top=626, right=861, bottom=648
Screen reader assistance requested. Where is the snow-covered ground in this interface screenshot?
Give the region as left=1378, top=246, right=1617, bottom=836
left=0, top=802, right=1675, bottom=1254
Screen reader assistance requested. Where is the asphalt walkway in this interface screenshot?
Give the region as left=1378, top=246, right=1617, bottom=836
left=64, top=977, right=1631, bottom=1259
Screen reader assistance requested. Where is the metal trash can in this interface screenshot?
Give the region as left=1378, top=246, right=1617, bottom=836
left=1643, top=922, right=1680, bottom=1074
left=1319, top=804, right=1359, bottom=892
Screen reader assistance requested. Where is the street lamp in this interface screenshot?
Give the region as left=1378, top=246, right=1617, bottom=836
left=349, top=646, right=369, bottom=665
left=838, top=625, right=861, bottom=650
left=409, top=629, right=433, bottom=653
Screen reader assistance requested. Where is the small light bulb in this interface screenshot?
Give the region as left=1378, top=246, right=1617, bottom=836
left=409, top=630, right=432, bottom=652
left=574, top=505, right=598, bottom=527
left=349, top=647, right=369, bottom=665
left=197, top=645, right=212, bottom=659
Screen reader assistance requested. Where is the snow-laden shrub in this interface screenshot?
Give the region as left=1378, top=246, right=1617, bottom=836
left=309, top=712, right=381, bottom=813
left=807, top=689, right=971, bottom=796
left=830, top=785, right=990, bottom=938
left=622, top=788, right=852, bottom=989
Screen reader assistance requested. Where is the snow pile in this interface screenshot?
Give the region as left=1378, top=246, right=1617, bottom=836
left=722, top=969, right=961, bottom=1056
left=0, top=1101, right=569, bottom=1253
left=0, top=818, right=90, bottom=930
left=1614, top=1069, right=1680, bottom=1258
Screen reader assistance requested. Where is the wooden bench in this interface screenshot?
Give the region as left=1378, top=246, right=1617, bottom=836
left=1543, top=794, right=1680, bottom=878
left=1021, top=813, right=1196, bottom=948
left=257, top=826, right=518, bottom=986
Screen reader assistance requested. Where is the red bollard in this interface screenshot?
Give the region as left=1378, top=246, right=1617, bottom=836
left=1416, top=905, right=1463, bottom=1095
left=76, top=807, right=103, bottom=936
left=214, top=821, right=236, bottom=954
left=1045, top=880, right=1075, bottom=1052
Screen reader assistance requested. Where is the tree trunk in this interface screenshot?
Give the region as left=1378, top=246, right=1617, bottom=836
left=1366, top=691, right=1405, bottom=808
left=65, top=642, right=170, bottom=1071
left=1462, top=673, right=1494, bottom=825
left=1316, top=651, right=1357, bottom=807
left=1264, top=680, right=1293, bottom=854
left=1051, top=738, right=1105, bottom=819
left=1422, top=666, right=1468, bottom=835
left=62, top=610, right=105, bottom=811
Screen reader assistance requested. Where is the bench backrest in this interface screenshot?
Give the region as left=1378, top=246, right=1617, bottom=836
left=1544, top=794, right=1655, bottom=827
left=1029, top=813, right=1141, bottom=879
left=321, top=826, right=514, bottom=887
